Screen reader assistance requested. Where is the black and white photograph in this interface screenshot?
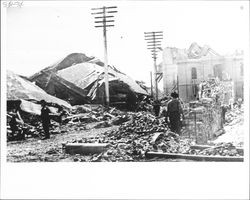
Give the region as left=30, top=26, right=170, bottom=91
left=1, top=0, right=249, bottom=199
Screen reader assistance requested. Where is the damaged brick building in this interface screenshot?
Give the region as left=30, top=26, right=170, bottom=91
left=161, top=42, right=243, bottom=102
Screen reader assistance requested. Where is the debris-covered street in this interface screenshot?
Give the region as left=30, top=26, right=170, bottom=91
left=7, top=122, right=118, bottom=162
left=5, top=2, right=245, bottom=163
left=7, top=102, right=244, bottom=162
left=2, top=1, right=249, bottom=199
left=6, top=54, right=245, bottom=162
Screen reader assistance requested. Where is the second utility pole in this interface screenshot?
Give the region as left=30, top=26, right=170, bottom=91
left=91, top=6, right=117, bottom=108
left=144, top=31, right=163, bottom=100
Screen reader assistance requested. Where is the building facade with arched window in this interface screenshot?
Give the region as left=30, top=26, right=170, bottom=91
left=161, top=43, right=244, bottom=102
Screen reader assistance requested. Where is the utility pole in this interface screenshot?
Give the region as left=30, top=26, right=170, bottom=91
left=91, top=6, right=117, bottom=108
left=144, top=31, right=163, bottom=100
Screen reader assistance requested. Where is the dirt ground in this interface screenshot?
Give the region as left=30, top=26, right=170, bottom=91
left=7, top=122, right=118, bottom=162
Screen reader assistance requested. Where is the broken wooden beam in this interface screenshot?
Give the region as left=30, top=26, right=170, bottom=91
left=65, top=143, right=109, bottom=155
left=190, top=144, right=212, bottom=150
left=145, top=151, right=244, bottom=162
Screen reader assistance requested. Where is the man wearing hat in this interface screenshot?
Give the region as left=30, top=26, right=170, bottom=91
left=165, top=92, right=184, bottom=134
left=40, top=100, right=51, bottom=139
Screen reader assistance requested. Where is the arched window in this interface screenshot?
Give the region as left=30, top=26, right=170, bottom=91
left=191, top=67, right=197, bottom=79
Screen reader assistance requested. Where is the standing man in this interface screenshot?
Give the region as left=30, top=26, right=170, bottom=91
left=40, top=100, right=51, bottom=139
left=166, top=92, right=184, bottom=134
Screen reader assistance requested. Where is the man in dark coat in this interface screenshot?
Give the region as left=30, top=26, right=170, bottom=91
left=40, top=100, right=51, bottom=139
left=166, top=92, right=184, bottom=134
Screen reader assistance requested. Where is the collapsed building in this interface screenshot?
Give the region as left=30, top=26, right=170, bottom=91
left=7, top=70, right=71, bottom=114
left=7, top=70, right=72, bottom=123
left=7, top=70, right=73, bottom=140
left=29, top=53, right=149, bottom=109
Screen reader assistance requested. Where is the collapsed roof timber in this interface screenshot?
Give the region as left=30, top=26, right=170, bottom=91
left=7, top=70, right=72, bottom=115
left=29, top=53, right=149, bottom=107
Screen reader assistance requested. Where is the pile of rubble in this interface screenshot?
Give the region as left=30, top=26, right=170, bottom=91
left=7, top=116, right=62, bottom=141
left=65, top=104, right=131, bottom=127
left=63, top=112, right=193, bottom=162
left=225, top=106, right=244, bottom=125
left=62, top=109, right=244, bottom=161
left=7, top=103, right=131, bottom=141
left=199, top=78, right=233, bottom=105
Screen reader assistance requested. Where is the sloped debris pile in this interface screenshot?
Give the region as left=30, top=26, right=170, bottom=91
left=213, top=104, right=244, bottom=147
left=63, top=116, right=243, bottom=162
left=63, top=112, right=194, bottom=162
left=151, top=132, right=192, bottom=154
left=64, top=104, right=131, bottom=128
left=189, top=142, right=243, bottom=157
left=7, top=103, right=131, bottom=141
left=199, top=78, right=233, bottom=105
left=225, top=106, right=244, bottom=125
left=64, top=132, right=192, bottom=162
left=7, top=120, right=63, bottom=141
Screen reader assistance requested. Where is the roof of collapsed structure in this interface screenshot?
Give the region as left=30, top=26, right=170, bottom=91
left=165, top=42, right=221, bottom=61
left=29, top=53, right=148, bottom=105
left=7, top=70, right=72, bottom=109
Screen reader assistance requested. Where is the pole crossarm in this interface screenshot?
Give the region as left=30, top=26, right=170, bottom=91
left=95, top=25, right=115, bottom=28
left=144, top=35, right=163, bottom=38
left=145, top=37, right=163, bottom=40
left=95, top=20, right=115, bottom=23
left=144, top=34, right=163, bottom=37
left=94, top=16, right=114, bottom=19
left=106, top=11, right=118, bottom=13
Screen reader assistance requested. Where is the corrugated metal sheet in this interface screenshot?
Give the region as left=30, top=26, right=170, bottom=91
left=20, top=99, right=58, bottom=115
left=57, top=62, right=148, bottom=95
left=7, top=70, right=72, bottom=108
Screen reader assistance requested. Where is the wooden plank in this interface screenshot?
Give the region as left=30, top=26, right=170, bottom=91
left=65, top=143, right=109, bottom=155
left=190, top=144, right=212, bottom=150
left=146, top=151, right=244, bottom=162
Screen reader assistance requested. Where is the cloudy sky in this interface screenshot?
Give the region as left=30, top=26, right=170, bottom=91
left=5, top=1, right=249, bottom=86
